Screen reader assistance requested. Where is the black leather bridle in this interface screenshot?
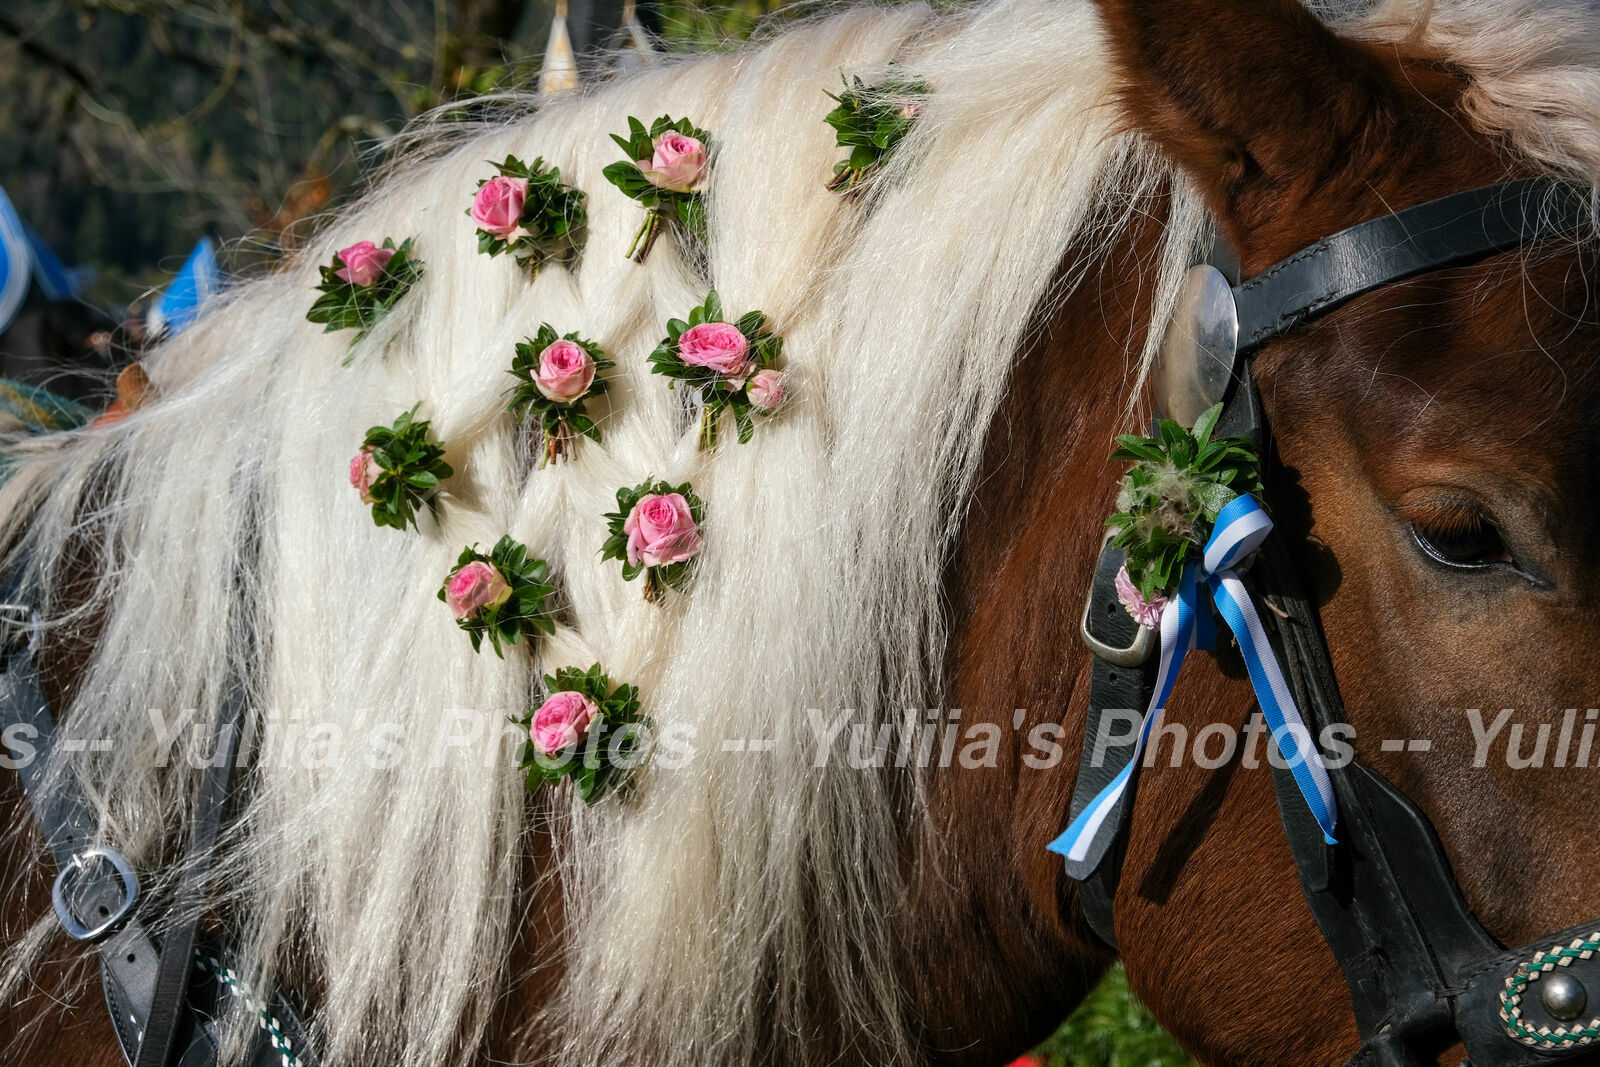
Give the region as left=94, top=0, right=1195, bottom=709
left=1067, top=176, right=1600, bottom=1066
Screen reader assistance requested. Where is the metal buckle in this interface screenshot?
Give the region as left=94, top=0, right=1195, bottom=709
left=1080, top=534, right=1155, bottom=669
left=52, top=846, right=140, bottom=941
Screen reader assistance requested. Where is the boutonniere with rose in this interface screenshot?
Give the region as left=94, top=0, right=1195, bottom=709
left=602, top=116, right=710, bottom=263
left=306, top=238, right=424, bottom=354
left=518, top=664, right=649, bottom=804
left=468, top=155, right=587, bottom=272
left=439, top=535, right=556, bottom=656
left=601, top=479, right=704, bottom=603
left=349, top=404, right=454, bottom=531
left=507, top=325, right=613, bottom=467
left=1108, top=403, right=1262, bottom=623
left=824, top=72, right=929, bottom=193
left=649, top=291, right=785, bottom=451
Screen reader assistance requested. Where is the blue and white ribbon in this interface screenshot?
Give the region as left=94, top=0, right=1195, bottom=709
left=1048, top=495, right=1338, bottom=875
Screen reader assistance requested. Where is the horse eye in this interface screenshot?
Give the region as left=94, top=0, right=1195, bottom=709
left=1409, top=518, right=1512, bottom=571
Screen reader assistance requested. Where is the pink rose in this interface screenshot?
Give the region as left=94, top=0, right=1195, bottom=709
left=1114, top=565, right=1168, bottom=630
left=348, top=447, right=383, bottom=504
left=471, top=176, right=528, bottom=238
left=535, top=339, right=596, bottom=403
left=445, top=560, right=511, bottom=620
left=530, top=690, right=599, bottom=755
left=746, top=368, right=785, bottom=412
left=677, top=322, right=750, bottom=379
left=637, top=131, right=706, bottom=193
left=623, top=492, right=702, bottom=568
left=334, top=241, right=394, bottom=287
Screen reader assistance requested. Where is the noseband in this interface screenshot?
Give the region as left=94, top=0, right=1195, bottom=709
left=1066, top=176, right=1600, bottom=1067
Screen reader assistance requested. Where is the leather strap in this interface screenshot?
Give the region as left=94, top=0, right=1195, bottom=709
left=134, top=686, right=244, bottom=1067
left=1232, top=177, right=1590, bottom=353
left=0, top=601, right=316, bottom=1067
left=1066, top=541, right=1159, bottom=948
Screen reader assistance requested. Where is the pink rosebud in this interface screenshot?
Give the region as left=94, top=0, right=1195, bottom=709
left=897, top=100, right=924, bottom=121
left=471, top=176, right=528, bottom=238
left=535, top=339, right=596, bottom=403
left=637, top=131, right=706, bottom=193
left=1114, top=565, right=1168, bottom=630
left=530, top=689, right=599, bottom=755
left=623, top=492, right=702, bottom=569
left=334, top=241, right=395, bottom=287
left=445, top=560, right=512, bottom=620
left=677, top=321, right=750, bottom=379
left=746, top=368, right=785, bottom=412
left=348, top=447, right=383, bottom=504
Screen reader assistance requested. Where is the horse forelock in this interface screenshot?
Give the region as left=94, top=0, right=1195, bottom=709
left=5, top=0, right=1600, bottom=1064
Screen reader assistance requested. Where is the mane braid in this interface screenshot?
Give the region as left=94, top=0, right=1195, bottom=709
left=12, top=0, right=1598, bottom=1063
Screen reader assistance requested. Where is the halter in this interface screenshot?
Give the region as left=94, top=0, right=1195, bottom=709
left=1066, top=175, right=1597, bottom=1067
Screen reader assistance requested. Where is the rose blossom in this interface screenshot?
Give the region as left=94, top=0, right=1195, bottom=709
left=334, top=241, right=394, bottom=287
left=1114, top=565, right=1168, bottom=630
left=637, top=131, right=706, bottom=193
left=471, top=176, right=528, bottom=238
left=348, top=447, right=383, bottom=504
left=623, top=492, right=702, bottom=568
left=677, top=322, right=750, bottom=379
left=746, top=368, right=785, bottom=412
left=534, top=339, right=596, bottom=403
left=530, top=690, right=599, bottom=755
left=445, top=560, right=511, bottom=620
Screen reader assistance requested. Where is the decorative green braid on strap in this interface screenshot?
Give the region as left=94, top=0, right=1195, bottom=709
left=195, top=955, right=301, bottom=1066
left=1500, top=933, right=1600, bottom=1048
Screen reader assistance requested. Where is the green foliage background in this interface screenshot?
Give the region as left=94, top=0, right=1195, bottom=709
left=1, top=1, right=1196, bottom=1061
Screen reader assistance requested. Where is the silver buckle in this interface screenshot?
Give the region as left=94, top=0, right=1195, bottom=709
left=1080, top=534, right=1155, bottom=669
left=52, top=846, right=140, bottom=941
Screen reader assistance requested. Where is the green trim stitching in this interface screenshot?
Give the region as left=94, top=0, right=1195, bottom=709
left=1500, top=932, right=1600, bottom=1048
left=196, top=954, right=300, bottom=1066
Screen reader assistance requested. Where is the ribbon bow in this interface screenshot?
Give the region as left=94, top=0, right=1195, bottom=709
left=1048, top=495, right=1337, bottom=877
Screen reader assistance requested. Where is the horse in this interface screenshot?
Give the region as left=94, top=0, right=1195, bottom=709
left=3, top=0, right=1598, bottom=1063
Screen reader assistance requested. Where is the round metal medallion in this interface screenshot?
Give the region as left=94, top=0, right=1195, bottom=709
left=1154, top=264, right=1240, bottom=426
left=1542, top=972, right=1589, bottom=1022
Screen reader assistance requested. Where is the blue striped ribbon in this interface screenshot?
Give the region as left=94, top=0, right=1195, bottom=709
left=1048, top=495, right=1337, bottom=876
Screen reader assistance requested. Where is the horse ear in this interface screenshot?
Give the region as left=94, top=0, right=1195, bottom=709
left=1094, top=0, right=1399, bottom=254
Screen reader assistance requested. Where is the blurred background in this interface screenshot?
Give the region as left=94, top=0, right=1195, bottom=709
left=0, top=3, right=1192, bottom=1061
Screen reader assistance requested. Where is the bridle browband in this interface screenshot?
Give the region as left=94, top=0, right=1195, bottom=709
left=1068, top=175, right=1600, bottom=1067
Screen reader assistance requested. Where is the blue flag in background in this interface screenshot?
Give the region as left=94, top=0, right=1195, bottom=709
left=0, top=187, right=32, bottom=336
left=149, top=237, right=221, bottom=337
left=24, top=222, right=88, bottom=302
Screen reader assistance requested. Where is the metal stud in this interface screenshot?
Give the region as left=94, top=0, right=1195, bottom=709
left=1541, top=973, right=1588, bottom=1022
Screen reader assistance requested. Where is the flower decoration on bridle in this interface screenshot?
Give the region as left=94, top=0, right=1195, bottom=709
left=1107, top=402, right=1262, bottom=608
left=602, top=115, right=710, bottom=263
left=1046, top=402, right=1337, bottom=877
left=306, top=238, right=424, bottom=355
left=349, top=404, right=454, bottom=532
left=517, top=663, right=649, bottom=804
left=506, top=325, right=613, bottom=467
left=439, top=535, right=556, bottom=656
left=601, top=479, right=704, bottom=603
left=649, top=290, right=785, bottom=451
left=823, top=71, right=929, bottom=194
left=468, top=155, right=586, bottom=272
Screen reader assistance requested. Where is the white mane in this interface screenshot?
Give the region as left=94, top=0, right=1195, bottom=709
left=2, top=0, right=1592, bottom=1063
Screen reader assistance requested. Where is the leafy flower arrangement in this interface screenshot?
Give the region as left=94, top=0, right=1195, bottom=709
left=824, top=72, right=929, bottom=193
left=648, top=290, right=785, bottom=451
left=517, top=663, right=649, bottom=804
left=306, top=238, right=424, bottom=351
left=506, top=325, right=613, bottom=467
left=602, top=115, right=711, bottom=263
left=1108, top=403, right=1262, bottom=603
left=601, top=479, right=705, bottom=603
left=439, top=535, right=556, bottom=656
left=349, top=404, right=454, bottom=532
left=468, top=155, right=587, bottom=272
